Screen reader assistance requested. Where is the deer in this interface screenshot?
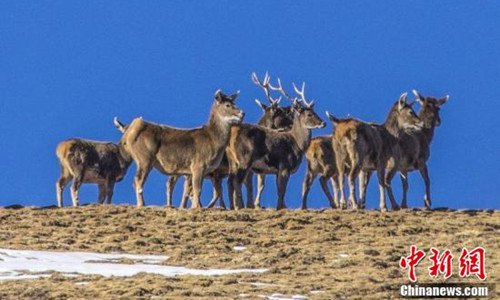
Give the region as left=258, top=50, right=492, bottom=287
left=55, top=121, right=132, bottom=207
left=227, top=78, right=325, bottom=210
left=115, top=89, right=244, bottom=208
left=170, top=72, right=295, bottom=209
left=301, top=135, right=341, bottom=210
left=326, top=92, right=424, bottom=212
left=394, top=90, right=449, bottom=209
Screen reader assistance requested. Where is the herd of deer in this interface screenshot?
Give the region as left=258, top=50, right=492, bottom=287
left=56, top=73, right=449, bottom=212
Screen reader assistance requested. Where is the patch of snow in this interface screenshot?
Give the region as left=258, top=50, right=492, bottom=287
left=233, top=246, right=247, bottom=251
left=239, top=294, right=251, bottom=298
left=338, top=253, right=349, bottom=258
left=309, top=290, right=325, bottom=294
left=0, top=248, right=267, bottom=281
left=74, top=282, right=89, bottom=285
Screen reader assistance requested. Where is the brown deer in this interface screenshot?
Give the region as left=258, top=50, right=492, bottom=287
left=327, top=92, right=424, bottom=212
left=171, top=73, right=295, bottom=209
left=55, top=121, right=132, bottom=207
left=394, top=90, right=449, bottom=209
left=116, top=89, right=244, bottom=208
left=227, top=79, right=325, bottom=210
left=301, top=135, right=340, bottom=209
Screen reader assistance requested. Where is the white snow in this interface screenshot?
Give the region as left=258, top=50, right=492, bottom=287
left=233, top=246, right=247, bottom=251
left=0, top=248, right=267, bottom=281
left=338, top=253, right=349, bottom=258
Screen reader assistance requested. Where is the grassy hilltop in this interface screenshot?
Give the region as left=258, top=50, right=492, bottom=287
left=0, top=206, right=498, bottom=299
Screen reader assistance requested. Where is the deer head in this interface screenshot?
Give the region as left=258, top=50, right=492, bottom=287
left=413, top=89, right=449, bottom=128
left=213, top=89, right=245, bottom=125
left=392, top=92, right=424, bottom=133
left=252, top=72, right=294, bottom=129
left=290, top=84, right=325, bottom=129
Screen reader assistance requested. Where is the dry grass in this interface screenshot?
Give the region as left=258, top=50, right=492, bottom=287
left=0, top=205, right=498, bottom=299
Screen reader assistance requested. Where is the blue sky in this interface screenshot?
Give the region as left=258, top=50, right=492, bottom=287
left=0, top=1, right=498, bottom=209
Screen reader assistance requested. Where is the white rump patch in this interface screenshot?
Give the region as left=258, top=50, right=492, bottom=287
left=0, top=248, right=267, bottom=281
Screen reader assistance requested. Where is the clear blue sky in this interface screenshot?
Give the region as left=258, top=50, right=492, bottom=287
left=0, top=1, right=498, bottom=209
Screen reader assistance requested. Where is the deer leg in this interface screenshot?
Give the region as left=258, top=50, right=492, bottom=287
left=227, top=174, right=235, bottom=210
left=105, top=178, right=115, bottom=205
left=337, top=164, right=347, bottom=209
left=385, top=167, right=400, bottom=210
left=377, top=165, right=387, bottom=212
left=301, top=170, right=315, bottom=210
left=276, top=171, right=290, bottom=210
left=56, top=168, right=72, bottom=208
left=245, top=171, right=254, bottom=209
left=319, top=176, right=336, bottom=209
left=179, top=176, right=191, bottom=209
left=254, top=174, right=266, bottom=209
left=216, top=177, right=226, bottom=210
left=166, top=176, right=179, bottom=208
left=330, top=175, right=340, bottom=209
left=419, top=164, right=432, bottom=210
left=400, top=171, right=409, bottom=209
left=97, top=183, right=106, bottom=205
left=70, top=174, right=83, bottom=207
left=207, top=176, right=224, bottom=209
left=190, top=172, right=203, bottom=209
left=134, top=164, right=151, bottom=208
left=358, top=170, right=372, bottom=209
left=347, top=164, right=361, bottom=209
left=232, top=170, right=246, bottom=210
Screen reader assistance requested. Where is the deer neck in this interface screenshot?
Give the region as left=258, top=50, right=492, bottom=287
left=117, top=143, right=133, bottom=167
left=383, top=108, right=405, bottom=139
left=290, top=117, right=311, bottom=152
left=207, top=113, right=232, bottom=146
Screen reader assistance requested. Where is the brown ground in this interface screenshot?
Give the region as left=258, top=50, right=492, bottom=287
left=0, top=206, right=498, bottom=299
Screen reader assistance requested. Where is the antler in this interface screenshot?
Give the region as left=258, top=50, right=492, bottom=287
left=268, top=78, right=296, bottom=103
left=251, top=72, right=281, bottom=105
left=293, top=82, right=314, bottom=108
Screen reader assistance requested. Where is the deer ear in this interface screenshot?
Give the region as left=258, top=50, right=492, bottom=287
left=398, top=92, right=408, bottom=110
left=229, top=90, right=240, bottom=101
left=254, top=99, right=267, bottom=111
left=325, top=111, right=340, bottom=125
left=412, top=89, right=423, bottom=100
left=214, top=89, right=222, bottom=102
left=438, top=95, right=449, bottom=106
left=113, top=117, right=126, bottom=133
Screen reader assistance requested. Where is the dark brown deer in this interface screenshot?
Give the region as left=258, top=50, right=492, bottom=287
left=301, top=135, right=340, bottom=209
left=55, top=120, right=132, bottom=207
left=117, top=89, right=244, bottom=208
left=227, top=80, right=325, bottom=210
left=394, top=89, right=449, bottom=209
left=327, top=93, right=423, bottom=212
left=171, top=72, right=295, bottom=209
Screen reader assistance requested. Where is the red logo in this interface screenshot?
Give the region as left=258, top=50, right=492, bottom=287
left=400, top=246, right=487, bottom=282
left=428, top=248, right=453, bottom=279
left=399, top=245, right=426, bottom=282
left=459, top=247, right=487, bottom=280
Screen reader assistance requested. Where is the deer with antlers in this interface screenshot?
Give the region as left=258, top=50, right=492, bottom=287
left=167, top=72, right=295, bottom=209
left=227, top=75, right=325, bottom=210
left=115, top=90, right=244, bottom=208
